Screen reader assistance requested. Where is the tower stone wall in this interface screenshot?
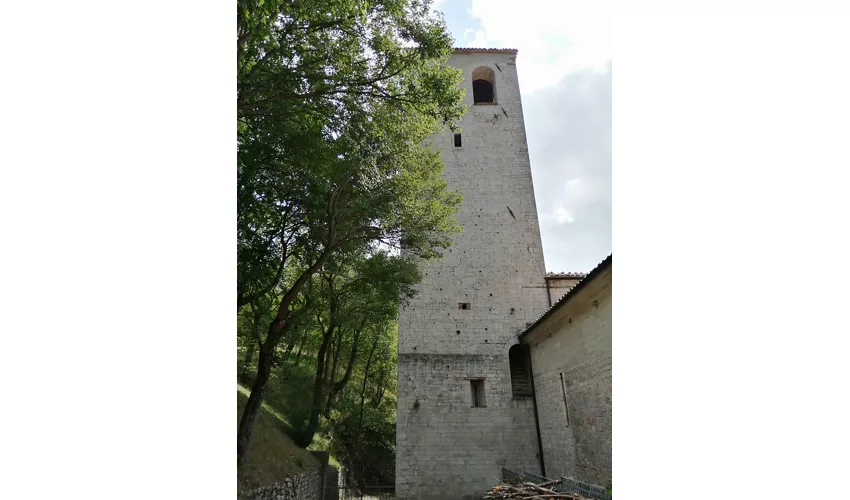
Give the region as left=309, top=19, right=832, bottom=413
left=396, top=49, right=550, bottom=500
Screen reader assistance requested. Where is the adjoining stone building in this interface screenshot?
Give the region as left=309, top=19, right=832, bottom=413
left=519, top=255, right=612, bottom=487
left=546, top=271, right=587, bottom=306
left=395, top=48, right=611, bottom=499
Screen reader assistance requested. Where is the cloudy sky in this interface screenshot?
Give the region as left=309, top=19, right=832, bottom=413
left=434, top=0, right=611, bottom=273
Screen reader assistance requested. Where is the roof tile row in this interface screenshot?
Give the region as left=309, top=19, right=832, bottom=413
left=520, top=254, right=613, bottom=339
left=546, top=271, right=588, bottom=279
left=452, top=47, right=518, bottom=53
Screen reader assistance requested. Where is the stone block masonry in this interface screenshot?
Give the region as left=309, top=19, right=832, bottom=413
left=245, top=451, right=333, bottom=500
left=396, top=49, right=550, bottom=500
left=523, top=267, right=612, bottom=487
left=243, top=466, right=323, bottom=500
left=397, top=353, right=541, bottom=499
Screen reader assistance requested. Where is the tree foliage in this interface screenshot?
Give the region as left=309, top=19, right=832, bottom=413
left=237, top=0, right=464, bottom=124
left=236, top=0, right=465, bottom=466
left=237, top=252, right=406, bottom=478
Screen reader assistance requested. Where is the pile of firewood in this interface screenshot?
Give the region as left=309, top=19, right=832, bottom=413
left=482, top=478, right=588, bottom=499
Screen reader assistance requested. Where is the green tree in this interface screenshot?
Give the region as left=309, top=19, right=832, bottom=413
left=236, top=0, right=465, bottom=465
left=328, top=333, right=398, bottom=491
left=289, top=250, right=416, bottom=448
left=237, top=0, right=463, bottom=124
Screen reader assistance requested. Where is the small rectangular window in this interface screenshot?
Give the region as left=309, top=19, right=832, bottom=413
left=470, top=379, right=486, bottom=407
left=453, top=133, right=462, bottom=147
left=559, top=372, right=570, bottom=427
left=458, top=302, right=470, bottom=310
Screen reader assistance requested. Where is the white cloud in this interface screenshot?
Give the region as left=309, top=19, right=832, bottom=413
left=554, top=206, right=575, bottom=224
left=466, top=0, right=611, bottom=93
left=525, top=66, right=611, bottom=272
left=433, top=0, right=611, bottom=272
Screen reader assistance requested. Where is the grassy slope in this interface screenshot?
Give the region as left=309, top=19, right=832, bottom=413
left=237, top=390, right=319, bottom=497
left=238, top=353, right=343, bottom=467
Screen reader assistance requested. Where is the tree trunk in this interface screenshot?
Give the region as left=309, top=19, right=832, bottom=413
left=324, top=328, right=344, bottom=417
left=236, top=249, right=335, bottom=462
left=333, top=326, right=362, bottom=394
left=240, top=301, right=264, bottom=381
left=293, top=322, right=335, bottom=448
left=278, top=333, right=298, bottom=370
left=237, top=342, right=274, bottom=466
left=239, top=342, right=257, bottom=384
left=358, top=335, right=380, bottom=432
left=244, top=343, right=256, bottom=365
left=294, top=336, right=305, bottom=365
left=323, top=332, right=335, bottom=388
left=283, top=334, right=306, bottom=379
left=374, top=362, right=385, bottom=408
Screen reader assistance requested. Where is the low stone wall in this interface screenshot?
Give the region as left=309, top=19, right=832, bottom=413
left=245, top=451, right=335, bottom=500
left=324, top=464, right=339, bottom=500
left=244, top=466, right=323, bottom=500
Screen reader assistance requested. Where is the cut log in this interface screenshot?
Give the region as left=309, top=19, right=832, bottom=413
left=483, top=478, right=588, bottom=500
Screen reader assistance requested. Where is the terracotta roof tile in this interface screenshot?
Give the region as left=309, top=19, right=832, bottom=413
left=546, top=271, right=588, bottom=279
left=520, top=254, right=612, bottom=339
left=452, top=47, right=518, bottom=53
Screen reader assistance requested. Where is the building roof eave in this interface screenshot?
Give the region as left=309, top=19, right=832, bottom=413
left=519, top=254, right=612, bottom=340
left=452, top=47, right=518, bottom=55
left=545, top=271, right=588, bottom=279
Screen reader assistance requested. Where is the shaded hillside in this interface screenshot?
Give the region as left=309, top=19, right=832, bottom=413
left=237, top=391, right=318, bottom=498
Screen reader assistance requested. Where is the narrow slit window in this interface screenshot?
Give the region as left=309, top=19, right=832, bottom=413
left=509, top=345, right=533, bottom=398
left=454, top=133, right=462, bottom=147
left=470, top=379, right=486, bottom=407
left=560, top=372, right=570, bottom=427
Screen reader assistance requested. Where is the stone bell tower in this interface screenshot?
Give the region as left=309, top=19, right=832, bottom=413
left=396, top=48, right=550, bottom=500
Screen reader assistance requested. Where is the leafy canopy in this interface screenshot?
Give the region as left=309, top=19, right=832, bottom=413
left=237, top=0, right=465, bottom=309
left=236, top=0, right=467, bottom=466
